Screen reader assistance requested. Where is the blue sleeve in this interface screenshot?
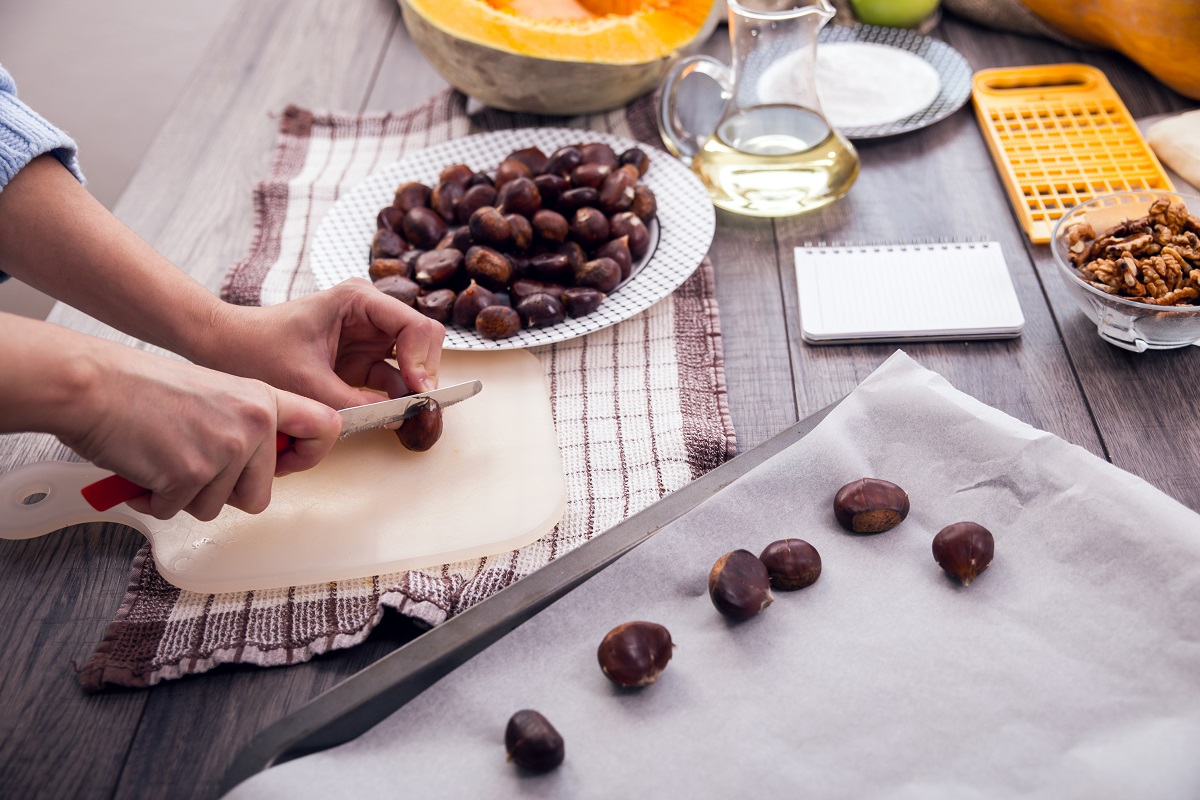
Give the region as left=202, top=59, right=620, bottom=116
left=0, top=64, right=86, bottom=283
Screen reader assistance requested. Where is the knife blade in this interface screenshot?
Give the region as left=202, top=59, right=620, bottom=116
left=79, top=380, right=484, bottom=512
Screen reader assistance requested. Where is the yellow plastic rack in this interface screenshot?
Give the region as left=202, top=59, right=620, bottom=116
left=972, top=64, right=1174, bottom=243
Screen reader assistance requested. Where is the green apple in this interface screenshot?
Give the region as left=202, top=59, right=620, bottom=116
left=850, top=0, right=940, bottom=28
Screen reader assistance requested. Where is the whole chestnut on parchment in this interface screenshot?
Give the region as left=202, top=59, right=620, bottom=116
left=932, top=522, right=995, bottom=587
left=395, top=398, right=442, bottom=452
left=833, top=478, right=910, bottom=534
left=708, top=550, right=774, bottom=620
left=759, top=538, right=822, bottom=591
left=597, top=621, right=674, bottom=687
left=505, top=709, right=564, bottom=772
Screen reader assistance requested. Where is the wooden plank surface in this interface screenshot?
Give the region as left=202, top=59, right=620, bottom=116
left=1, top=4, right=1198, bottom=800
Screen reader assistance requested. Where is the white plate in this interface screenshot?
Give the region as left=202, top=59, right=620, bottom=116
left=311, top=128, right=716, bottom=350
left=818, top=24, right=972, bottom=139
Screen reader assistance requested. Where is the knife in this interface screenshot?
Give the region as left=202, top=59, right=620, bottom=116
left=79, top=380, right=483, bottom=512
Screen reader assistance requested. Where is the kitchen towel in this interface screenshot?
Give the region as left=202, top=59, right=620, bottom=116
left=77, top=91, right=736, bottom=691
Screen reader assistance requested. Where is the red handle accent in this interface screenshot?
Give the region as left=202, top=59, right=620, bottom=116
left=80, top=432, right=293, bottom=512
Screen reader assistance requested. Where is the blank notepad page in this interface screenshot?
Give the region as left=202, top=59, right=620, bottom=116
left=795, top=242, right=1025, bottom=343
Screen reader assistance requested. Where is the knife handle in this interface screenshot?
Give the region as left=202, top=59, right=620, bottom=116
left=80, top=432, right=292, bottom=512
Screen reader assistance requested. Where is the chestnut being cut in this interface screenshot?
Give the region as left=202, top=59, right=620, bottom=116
left=708, top=550, right=774, bottom=620
left=932, top=522, right=995, bottom=587
left=395, top=398, right=442, bottom=452
left=833, top=478, right=910, bottom=534
left=505, top=709, right=564, bottom=772
left=597, top=621, right=673, bottom=687
left=759, top=538, right=822, bottom=591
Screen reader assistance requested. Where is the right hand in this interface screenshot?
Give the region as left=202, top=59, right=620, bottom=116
left=59, top=343, right=342, bottom=521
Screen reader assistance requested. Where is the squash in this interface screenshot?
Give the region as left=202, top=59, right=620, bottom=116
left=399, top=0, right=720, bottom=115
left=1021, top=0, right=1200, bottom=100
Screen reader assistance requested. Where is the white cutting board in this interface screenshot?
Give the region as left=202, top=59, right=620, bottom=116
left=0, top=350, right=566, bottom=594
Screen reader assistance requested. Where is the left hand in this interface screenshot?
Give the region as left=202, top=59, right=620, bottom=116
left=196, top=279, right=445, bottom=409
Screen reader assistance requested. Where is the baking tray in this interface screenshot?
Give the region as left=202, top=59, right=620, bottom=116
left=220, top=404, right=836, bottom=795
left=972, top=64, right=1174, bottom=243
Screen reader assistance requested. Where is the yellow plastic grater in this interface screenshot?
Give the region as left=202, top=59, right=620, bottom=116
left=972, top=64, right=1174, bottom=243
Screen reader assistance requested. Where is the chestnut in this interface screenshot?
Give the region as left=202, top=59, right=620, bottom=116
left=932, top=522, right=995, bottom=587
left=709, top=550, right=774, bottom=620
left=631, top=184, right=657, bottom=223
left=529, top=252, right=574, bottom=284
left=438, top=163, right=474, bottom=187
left=516, top=292, right=565, bottom=328
left=497, top=176, right=541, bottom=218
left=455, top=183, right=498, bottom=224
left=494, top=157, right=532, bottom=189
left=561, top=286, right=604, bottom=317
left=556, top=241, right=587, bottom=273
left=574, top=257, right=621, bottom=293
left=465, top=245, right=513, bottom=291
left=569, top=207, right=610, bottom=249
left=430, top=179, right=464, bottom=224
left=369, top=257, right=409, bottom=282
left=609, top=212, right=650, bottom=259
left=579, top=141, right=619, bottom=168
left=506, top=213, right=533, bottom=251
left=452, top=280, right=497, bottom=328
left=468, top=206, right=512, bottom=249
left=507, top=146, right=549, bottom=176
left=531, top=209, right=569, bottom=243
left=593, top=236, right=633, bottom=281
left=833, top=478, right=910, bottom=534
left=545, top=145, right=582, bottom=176
left=396, top=398, right=442, bottom=452
left=597, top=621, right=673, bottom=687
left=373, top=275, right=419, bottom=306
left=511, top=279, right=567, bottom=303
left=416, top=288, right=455, bottom=323
left=533, top=173, right=569, bottom=209
left=371, top=228, right=408, bottom=259
left=759, top=539, right=822, bottom=591
left=505, top=710, right=564, bottom=773
left=476, top=305, right=522, bottom=340
left=570, top=162, right=611, bottom=190
left=401, top=207, right=447, bottom=250
left=413, top=249, right=463, bottom=290
left=376, top=205, right=405, bottom=233
left=597, top=169, right=636, bottom=215
left=618, top=147, right=651, bottom=176
left=557, top=187, right=599, bottom=215
left=393, top=181, right=431, bottom=213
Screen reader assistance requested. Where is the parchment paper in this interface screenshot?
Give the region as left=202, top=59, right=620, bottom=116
left=227, top=352, right=1200, bottom=800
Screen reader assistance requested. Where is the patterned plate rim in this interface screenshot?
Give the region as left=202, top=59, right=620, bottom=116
left=820, top=24, right=973, bottom=140
left=310, top=128, right=716, bottom=350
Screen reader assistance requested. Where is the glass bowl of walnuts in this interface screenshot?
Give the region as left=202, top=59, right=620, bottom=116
left=1051, top=190, right=1200, bottom=352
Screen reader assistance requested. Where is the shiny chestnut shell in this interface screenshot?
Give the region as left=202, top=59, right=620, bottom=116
left=395, top=398, right=442, bottom=452
left=833, top=478, right=910, bottom=534
left=597, top=621, right=673, bottom=687
left=505, top=710, right=564, bottom=772
left=475, top=305, right=522, bottom=340
left=759, top=539, right=822, bottom=591
left=709, top=550, right=774, bottom=620
left=932, top=522, right=995, bottom=587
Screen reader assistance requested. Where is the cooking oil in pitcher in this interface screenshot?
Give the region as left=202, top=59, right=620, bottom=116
left=694, top=104, right=859, bottom=217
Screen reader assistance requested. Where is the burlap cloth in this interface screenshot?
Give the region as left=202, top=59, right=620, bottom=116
left=77, top=91, right=736, bottom=692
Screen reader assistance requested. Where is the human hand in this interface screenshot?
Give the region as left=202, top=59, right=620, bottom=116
left=197, top=279, right=445, bottom=409
left=58, top=343, right=342, bottom=521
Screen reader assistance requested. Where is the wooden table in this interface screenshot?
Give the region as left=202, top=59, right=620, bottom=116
left=1, top=2, right=1196, bottom=798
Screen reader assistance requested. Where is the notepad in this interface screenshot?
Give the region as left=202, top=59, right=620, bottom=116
left=795, top=242, right=1025, bottom=344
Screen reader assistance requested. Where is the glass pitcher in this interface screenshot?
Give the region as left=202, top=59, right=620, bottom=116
left=658, top=0, right=859, bottom=218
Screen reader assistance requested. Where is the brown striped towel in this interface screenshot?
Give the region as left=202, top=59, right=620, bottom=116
left=78, top=90, right=735, bottom=691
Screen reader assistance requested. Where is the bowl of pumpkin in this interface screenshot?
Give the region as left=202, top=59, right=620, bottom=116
left=399, top=0, right=722, bottom=115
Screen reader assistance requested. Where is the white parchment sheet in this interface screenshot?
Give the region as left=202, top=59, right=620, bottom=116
left=227, top=352, right=1200, bottom=800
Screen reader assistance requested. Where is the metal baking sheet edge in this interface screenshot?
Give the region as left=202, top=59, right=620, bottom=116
left=220, top=402, right=838, bottom=795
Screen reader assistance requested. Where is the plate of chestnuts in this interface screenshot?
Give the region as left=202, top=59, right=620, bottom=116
left=310, top=127, right=716, bottom=349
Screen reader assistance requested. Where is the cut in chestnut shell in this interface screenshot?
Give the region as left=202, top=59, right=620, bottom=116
left=759, top=538, right=822, bottom=591
left=833, top=478, right=910, bottom=534
left=932, top=522, right=995, bottom=587
left=597, top=621, right=674, bottom=687
left=395, top=398, right=443, bottom=452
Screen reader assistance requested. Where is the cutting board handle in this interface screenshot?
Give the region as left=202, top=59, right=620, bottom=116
left=0, top=460, right=147, bottom=540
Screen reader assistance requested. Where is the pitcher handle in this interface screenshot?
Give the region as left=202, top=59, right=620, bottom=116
left=658, top=55, right=732, bottom=166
